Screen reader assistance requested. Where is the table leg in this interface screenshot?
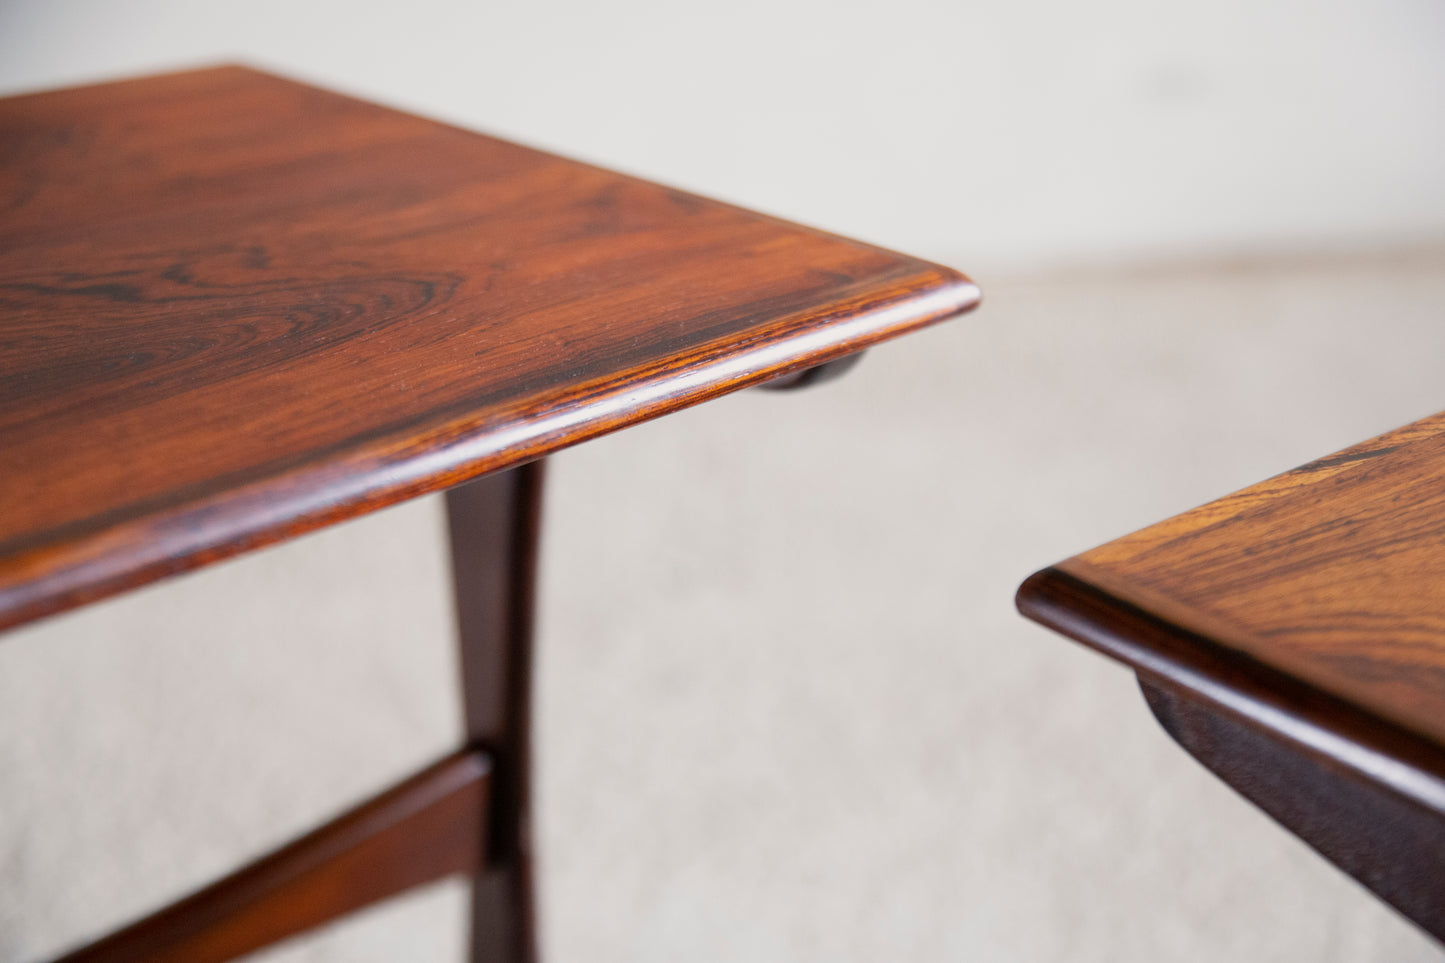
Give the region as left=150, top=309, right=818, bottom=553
left=446, top=461, right=546, bottom=963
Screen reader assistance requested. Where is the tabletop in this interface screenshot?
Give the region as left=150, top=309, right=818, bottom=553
left=1018, top=410, right=1445, bottom=813
left=0, top=65, right=979, bottom=632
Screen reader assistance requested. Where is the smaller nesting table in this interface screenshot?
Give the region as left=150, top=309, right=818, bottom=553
left=1019, top=412, right=1445, bottom=943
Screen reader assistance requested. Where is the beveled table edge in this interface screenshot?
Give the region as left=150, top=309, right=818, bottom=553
left=1, top=266, right=978, bottom=633
left=1016, top=565, right=1445, bottom=816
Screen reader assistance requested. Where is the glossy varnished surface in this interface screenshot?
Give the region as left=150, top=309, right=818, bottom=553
left=1018, top=412, right=1445, bottom=939
left=1019, top=411, right=1445, bottom=797
left=0, top=66, right=978, bottom=631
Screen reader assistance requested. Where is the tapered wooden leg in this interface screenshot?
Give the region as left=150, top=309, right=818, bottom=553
left=445, top=461, right=546, bottom=963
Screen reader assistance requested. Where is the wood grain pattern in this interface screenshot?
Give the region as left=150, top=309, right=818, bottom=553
left=1021, top=411, right=1445, bottom=772
left=53, top=749, right=491, bottom=963
left=1017, top=411, right=1445, bottom=939
left=0, top=65, right=978, bottom=632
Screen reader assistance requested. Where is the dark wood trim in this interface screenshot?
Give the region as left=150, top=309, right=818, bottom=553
left=52, top=749, right=492, bottom=963
left=1140, top=677, right=1445, bottom=941
left=446, top=462, right=546, bottom=963
left=1016, top=566, right=1445, bottom=816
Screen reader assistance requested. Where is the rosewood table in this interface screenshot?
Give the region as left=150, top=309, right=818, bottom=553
left=1018, top=412, right=1445, bottom=943
left=0, top=66, right=980, bottom=961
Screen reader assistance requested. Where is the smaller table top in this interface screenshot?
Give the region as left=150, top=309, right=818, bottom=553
left=1019, top=411, right=1445, bottom=807
left=0, top=66, right=978, bottom=632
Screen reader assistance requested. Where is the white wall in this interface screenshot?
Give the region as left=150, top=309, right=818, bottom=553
left=3, top=0, right=1444, bottom=276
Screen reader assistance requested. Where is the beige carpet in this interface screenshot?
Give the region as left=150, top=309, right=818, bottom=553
left=2, top=251, right=1443, bottom=961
